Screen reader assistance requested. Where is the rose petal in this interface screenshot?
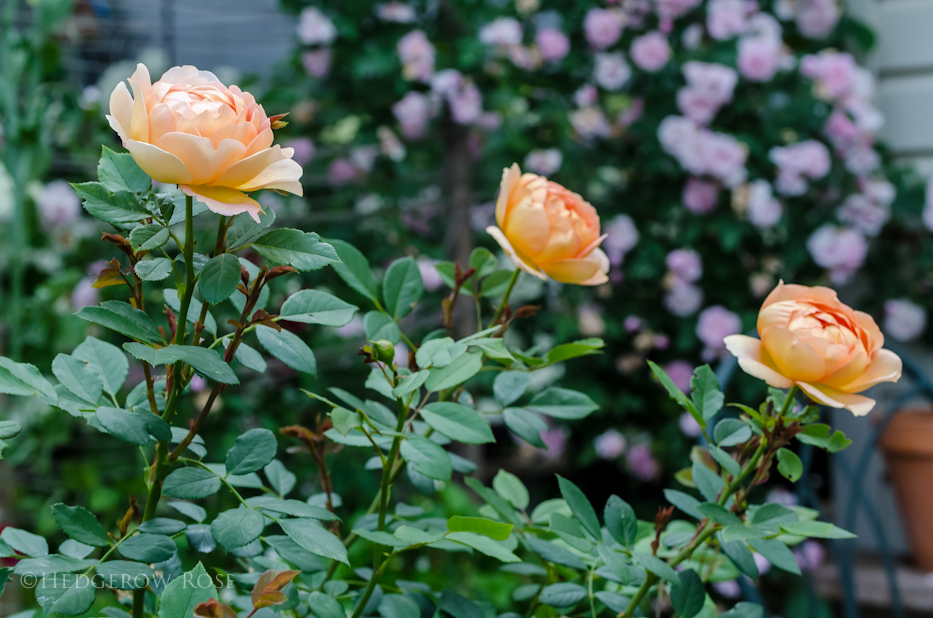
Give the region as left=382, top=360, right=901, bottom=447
left=486, top=226, right=546, bottom=280
left=538, top=257, right=601, bottom=285
left=108, top=82, right=133, bottom=140
left=840, top=348, right=902, bottom=392
left=495, top=164, right=522, bottom=226
left=761, top=325, right=827, bottom=382
left=236, top=159, right=303, bottom=195
left=125, top=140, right=194, bottom=185
left=180, top=185, right=262, bottom=222
left=797, top=382, right=876, bottom=416
left=723, top=335, right=794, bottom=388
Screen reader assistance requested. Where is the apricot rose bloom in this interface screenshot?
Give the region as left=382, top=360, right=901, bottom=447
left=724, top=282, right=902, bottom=416
left=107, top=64, right=302, bottom=221
left=486, top=164, right=609, bottom=286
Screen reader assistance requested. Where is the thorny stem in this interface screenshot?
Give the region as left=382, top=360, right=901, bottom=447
left=617, top=435, right=772, bottom=618
left=488, top=268, right=520, bottom=329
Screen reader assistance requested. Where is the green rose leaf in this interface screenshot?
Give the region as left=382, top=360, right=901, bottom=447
left=76, top=301, right=162, bottom=344
left=98, top=146, right=151, bottom=195
left=382, top=256, right=424, bottom=320
left=446, top=532, right=520, bottom=563
left=210, top=508, right=265, bottom=550
left=252, top=229, right=339, bottom=271
left=492, top=469, right=529, bottom=510
left=256, top=325, right=317, bottom=375
left=539, top=582, right=587, bottom=608
left=123, top=343, right=238, bottom=385
left=528, top=388, right=598, bottom=419
left=776, top=448, right=803, bottom=482
left=74, top=182, right=150, bottom=225
left=447, top=516, right=513, bottom=541
left=198, top=254, right=242, bottom=305
left=51, top=504, right=110, bottom=547
left=419, top=402, right=494, bottom=444
left=280, top=289, right=359, bottom=327
left=162, top=467, right=222, bottom=500
left=35, top=573, right=96, bottom=616
left=557, top=475, right=601, bottom=539
left=73, top=336, right=128, bottom=397
left=157, top=562, right=217, bottom=618
left=327, top=239, right=379, bottom=303
left=279, top=518, right=348, bottom=565
left=117, top=534, right=176, bottom=563
left=670, top=568, right=706, bottom=618
left=400, top=435, right=452, bottom=481
left=226, top=428, right=278, bottom=475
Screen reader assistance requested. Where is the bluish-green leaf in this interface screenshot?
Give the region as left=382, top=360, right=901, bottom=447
left=51, top=504, right=109, bottom=547
left=226, top=428, right=277, bottom=475
left=400, top=436, right=452, bottom=481
left=419, top=402, right=494, bottom=444
left=383, top=256, right=424, bottom=320
left=73, top=336, right=128, bottom=397
left=157, top=562, right=217, bottom=618
left=210, top=508, right=265, bottom=550
left=98, top=146, right=151, bottom=195
left=279, top=518, right=348, bottom=564
left=280, top=290, right=358, bottom=326
left=77, top=301, right=162, bottom=344
left=162, top=467, right=221, bottom=499
left=556, top=475, right=601, bottom=539
left=256, top=326, right=316, bottom=375
left=528, top=388, right=598, bottom=419
left=252, top=229, right=339, bottom=271
left=198, top=254, right=242, bottom=305
left=328, top=239, right=379, bottom=303
left=447, top=516, right=513, bottom=541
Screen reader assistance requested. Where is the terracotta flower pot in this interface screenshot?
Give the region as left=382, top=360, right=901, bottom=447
left=879, top=409, right=933, bottom=570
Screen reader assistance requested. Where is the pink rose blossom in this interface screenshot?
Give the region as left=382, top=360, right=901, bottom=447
left=825, top=109, right=860, bottom=147
left=595, top=429, right=627, bottom=460
left=603, top=214, right=640, bottom=265
left=769, top=140, right=831, bottom=195
left=328, top=159, right=358, bottom=186
left=767, top=487, right=799, bottom=506
left=682, top=23, right=704, bottom=49
left=884, top=299, right=926, bottom=342
left=683, top=61, right=738, bottom=103
left=570, top=107, right=612, bottom=140
left=664, top=279, right=704, bottom=316
left=754, top=552, right=772, bottom=574
left=336, top=315, right=365, bottom=339
left=350, top=146, right=378, bottom=173
left=655, top=0, right=703, bottom=20
left=806, top=224, right=868, bottom=283
left=619, top=98, right=645, bottom=126
left=737, top=36, right=781, bottom=82
left=540, top=425, right=569, bottom=460
left=301, top=49, right=332, bottom=78
left=397, top=30, right=435, bottom=81
left=297, top=7, right=337, bottom=45
left=654, top=334, right=670, bottom=349
left=626, top=443, right=660, bottom=481
left=667, top=360, right=696, bottom=392
left=679, top=411, right=703, bottom=436
left=449, top=82, right=483, bottom=124
left=594, top=53, right=632, bottom=91
left=796, top=0, right=840, bottom=38
left=795, top=540, right=827, bottom=571
left=378, top=126, right=406, bottom=161
left=71, top=277, right=98, bottom=309
left=36, top=180, right=80, bottom=227
left=706, top=0, right=749, bottom=40
left=536, top=28, right=570, bottom=62
left=189, top=375, right=207, bottom=393
left=666, top=248, right=703, bottom=282
left=683, top=178, right=719, bottom=214
left=713, top=580, right=742, bottom=598
left=377, top=2, right=417, bottom=23
left=700, top=132, right=748, bottom=187
left=578, top=304, right=607, bottom=337
left=836, top=194, right=889, bottom=236
left=285, top=138, right=315, bottom=167
left=417, top=258, right=443, bottom=292
left=392, top=92, right=433, bottom=139
left=696, top=305, right=742, bottom=354
left=624, top=316, right=643, bottom=332
left=430, top=69, right=463, bottom=98
left=745, top=179, right=783, bottom=228
left=844, top=145, right=880, bottom=175
left=574, top=84, right=599, bottom=108
left=659, top=117, right=747, bottom=186
left=523, top=148, right=563, bottom=176
left=630, top=32, right=671, bottom=72
left=801, top=51, right=856, bottom=99
left=479, top=17, right=523, bottom=47
left=584, top=8, right=625, bottom=49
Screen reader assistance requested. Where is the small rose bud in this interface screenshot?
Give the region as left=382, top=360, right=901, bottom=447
left=371, top=340, right=396, bottom=365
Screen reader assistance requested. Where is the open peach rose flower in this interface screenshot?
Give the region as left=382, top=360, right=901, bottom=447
left=486, top=164, right=609, bottom=286
left=724, top=282, right=902, bottom=416
left=107, top=64, right=302, bottom=222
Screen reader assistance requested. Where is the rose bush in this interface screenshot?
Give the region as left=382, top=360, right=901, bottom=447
left=0, top=65, right=887, bottom=618
left=260, top=0, right=930, bottom=508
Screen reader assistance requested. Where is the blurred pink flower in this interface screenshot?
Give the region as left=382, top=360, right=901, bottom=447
left=523, top=149, right=563, bottom=176
left=594, top=53, right=632, bottom=91
left=630, top=32, right=671, bottom=72
left=603, top=214, right=639, bottom=266
left=285, top=138, right=315, bottom=167
left=806, top=224, right=868, bottom=284
left=767, top=487, right=799, bottom=506
left=655, top=0, right=703, bottom=20
left=737, top=36, right=781, bottom=82
left=335, top=315, right=365, bottom=339
left=540, top=426, right=569, bottom=460
left=36, top=180, right=80, bottom=227
left=754, top=552, right=772, bottom=575
left=795, top=540, right=826, bottom=571
left=683, top=178, right=719, bottom=215
left=328, top=159, right=358, bottom=186
left=844, top=144, right=880, bottom=175
left=71, top=277, right=98, bottom=310
left=679, top=411, right=703, bottom=436
left=297, top=7, right=337, bottom=45
left=712, top=579, right=742, bottom=598
left=667, top=360, right=696, bottom=392
left=536, top=28, right=570, bottom=62
left=664, top=280, right=703, bottom=316
left=626, top=443, right=660, bottom=481
left=884, top=299, right=926, bottom=342
left=479, top=17, right=523, bottom=46
left=696, top=305, right=742, bottom=355
left=624, top=316, right=644, bottom=332
left=801, top=50, right=855, bottom=99
left=825, top=109, right=860, bottom=147
left=666, top=248, right=703, bottom=282
left=796, top=0, right=840, bottom=38
left=301, top=49, right=332, bottom=78
left=449, top=82, right=483, bottom=124
left=837, top=194, right=889, bottom=236
left=595, top=429, right=627, bottom=460
left=584, top=8, right=624, bottom=49
left=398, top=30, right=435, bottom=81
left=706, top=0, right=749, bottom=40
left=569, top=107, right=612, bottom=140
left=619, top=99, right=645, bottom=126
left=745, top=179, right=783, bottom=229
left=393, top=92, right=433, bottom=139
left=190, top=375, right=207, bottom=392
left=574, top=84, right=599, bottom=108
left=377, top=2, right=417, bottom=22
left=769, top=140, right=831, bottom=195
